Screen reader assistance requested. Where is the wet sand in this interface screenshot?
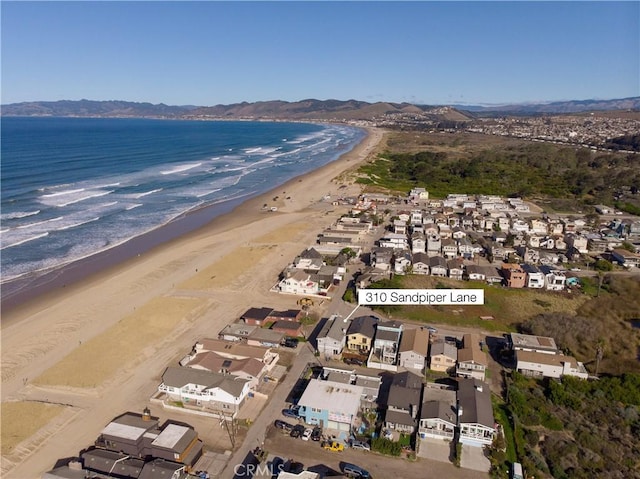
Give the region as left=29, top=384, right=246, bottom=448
left=0, top=126, right=385, bottom=478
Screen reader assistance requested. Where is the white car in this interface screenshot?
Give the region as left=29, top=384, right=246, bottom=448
left=301, top=428, right=313, bottom=441
left=350, top=440, right=371, bottom=451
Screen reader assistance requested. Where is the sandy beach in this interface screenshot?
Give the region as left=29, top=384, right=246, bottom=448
left=0, top=126, right=385, bottom=477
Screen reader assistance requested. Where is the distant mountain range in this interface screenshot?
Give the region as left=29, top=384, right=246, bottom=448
left=2, top=97, right=638, bottom=120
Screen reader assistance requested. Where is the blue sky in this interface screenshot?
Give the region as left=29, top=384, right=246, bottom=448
left=2, top=1, right=638, bottom=106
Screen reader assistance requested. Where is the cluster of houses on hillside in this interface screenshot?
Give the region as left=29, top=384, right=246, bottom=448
left=351, top=191, right=639, bottom=288
left=44, top=409, right=204, bottom=479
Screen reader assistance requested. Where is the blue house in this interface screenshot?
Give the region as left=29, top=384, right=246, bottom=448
left=297, top=379, right=363, bottom=436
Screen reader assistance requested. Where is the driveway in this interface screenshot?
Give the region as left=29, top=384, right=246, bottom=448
left=460, top=444, right=491, bottom=472
left=417, top=437, right=454, bottom=464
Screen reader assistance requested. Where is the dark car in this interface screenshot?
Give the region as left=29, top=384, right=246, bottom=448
left=282, top=408, right=299, bottom=419
left=344, top=357, right=364, bottom=366
left=311, top=427, right=322, bottom=442
left=290, top=424, right=305, bottom=438
left=274, top=420, right=293, bottom=432
left=269, top=457, right=284, bottom=479
left=342, top=463, right=371, bottom=479
left=282, top=337, right=299, bottom=348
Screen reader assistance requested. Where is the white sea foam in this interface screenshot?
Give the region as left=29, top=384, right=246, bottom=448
left=195, top=188, right=222, bottom=198
left=125, top=203, right=142, bottom=210
left=134, top=188, right=163, bottom=199
left=55, top=217, right=100, bottom=231
left=56, top=190, right=114, bottom=207
left=1, top=232, right=49, bottom=250
left=16, top=216, right=63, bottom=229
left=1, top=210, right=41, bottom=220
left=160, top=162, right=202, bottom=175
left=41, top=188, right=85, bottom=198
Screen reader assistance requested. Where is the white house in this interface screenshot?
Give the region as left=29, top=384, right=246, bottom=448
left=158, top=367, right=251, bottom=418
left=521, top=264, right=545, bottom=288
left=317, top=315, right=349, bottom=361
left=516, top=351, right=588, bottom=379
left=419, top=384, right=457, bottom=441
left=278, top=270, right=320, bottom=295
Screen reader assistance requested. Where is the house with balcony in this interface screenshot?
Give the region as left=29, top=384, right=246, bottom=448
left=398, top=327, right=430, bottom=371
left=418, top=383, right=457, bottom=440
left=158, top=367, right=251, bottom=418
left=501, top=263, right=527, bottom=288
left=411, top=252, right=430, bottom=275
left=384, top=383, right=421, bottom=435
left=447, top=257, right=465, bottom=281
left=277, top=270, right=320, bottom=295
left=521, top=264, right=545, bottom=288
left=457, top=378, right=496, bottom=447
left=368, top=320, right=403, bottom=371
left=346, top=315, right=378, bottom=356
left=456, top=334, right=487, bottom=381
left=539, top=265, right=566, bottom=291
left=429, top=339, right=458, bottom=374
left=428, top=256, right=448, bottom=277
left=317, top=315, right=349, bottom=361
left=411, top=232, right=426, bottom=254
left=427, top=234, right=442, bottom=256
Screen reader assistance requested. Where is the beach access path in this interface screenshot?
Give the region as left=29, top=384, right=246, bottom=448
left=0, top=127, right=385, bottom=478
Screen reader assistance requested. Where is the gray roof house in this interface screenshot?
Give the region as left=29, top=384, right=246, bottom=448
left=384, top=384, right=422, bottom=434
left=159, top=367, right=251, bottom=418
left=419, top=383, right=457, bottom=440
left=317, top=315, right=350, bottom=360
left=457, top=378, right=496, bottom=447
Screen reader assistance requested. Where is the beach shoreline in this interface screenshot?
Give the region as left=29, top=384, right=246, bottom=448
left=0, top=125, right=385, bottom=476
left=1, top=125, right=379, bottom=319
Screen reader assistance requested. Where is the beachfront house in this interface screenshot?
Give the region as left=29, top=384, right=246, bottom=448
left=277, top=270, right=320, bottom=295
left=158, top=367, right=251, bottom=418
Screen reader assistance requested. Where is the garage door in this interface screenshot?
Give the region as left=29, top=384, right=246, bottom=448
left=327, top=420, right=350, bottom=432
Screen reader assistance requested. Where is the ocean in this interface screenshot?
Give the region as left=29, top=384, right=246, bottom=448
left=1, top=117, right=365, bottom=289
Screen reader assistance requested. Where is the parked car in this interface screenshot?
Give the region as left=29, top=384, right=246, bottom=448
left=342, top=463, right=371, bottom=479
left=274, top=420, right=293, bottom=432
left=282, top=337, right=299, bottom=348
left=282, top=408, right=299, bottom=419
left=311, top=427, right=322, bottom=442
left=426, top=326, right=438, bottom=334
left=290, top=424, right=305, bottom=438
left=322, top=441, right=344, bottom=452
left=301, top=428, right=313, bottom=441
left=350, top=440, right=371, bottom=451
left=269, top=457, right=284, bottom=479
left=344, top=357, right=364, bottom=366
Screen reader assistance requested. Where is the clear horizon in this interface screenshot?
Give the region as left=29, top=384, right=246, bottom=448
left=2, top=1, right=638, bottom=106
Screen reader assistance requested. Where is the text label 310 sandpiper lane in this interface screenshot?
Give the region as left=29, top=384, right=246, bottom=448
left=358, top=289, right=484, bottom=306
